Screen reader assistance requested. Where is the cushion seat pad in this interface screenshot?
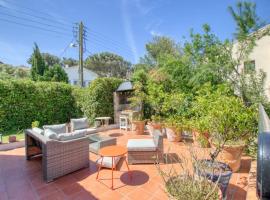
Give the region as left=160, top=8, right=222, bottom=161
left=127, top=139, right=157, bottom=151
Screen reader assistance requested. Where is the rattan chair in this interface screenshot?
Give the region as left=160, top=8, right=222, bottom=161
left=127, top=132, right=163, bottom=164
left=25, top=129, right=89, bottom=183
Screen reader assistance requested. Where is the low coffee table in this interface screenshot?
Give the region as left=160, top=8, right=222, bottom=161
left=88, top=133, right=116, bottom=154
left=96, top=145, right=132, bottom=189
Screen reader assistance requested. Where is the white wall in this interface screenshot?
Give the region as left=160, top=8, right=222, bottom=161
left=233, top=32, right=270, bottom=98
left=63, top=66, right=98, bottom=86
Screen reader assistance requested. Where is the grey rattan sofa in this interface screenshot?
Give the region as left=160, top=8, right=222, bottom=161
left=127, top=131, right=164, bottom=164
left=25, top=129, right=89, bottom=183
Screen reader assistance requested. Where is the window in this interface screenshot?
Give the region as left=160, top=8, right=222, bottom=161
left=73, top=80, right=78, bottom=85
left=244, top=60, right=255, bottom=73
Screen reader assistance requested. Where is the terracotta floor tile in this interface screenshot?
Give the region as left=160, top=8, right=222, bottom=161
left=125, top=187, right=154, bottom=200
left=0, top=129, right=251, bottom=200
left=62, top=183, right=83, bottom=196
left=40, top=190, right=66, bottom=200
left=36, top=184, right=59, bottom=198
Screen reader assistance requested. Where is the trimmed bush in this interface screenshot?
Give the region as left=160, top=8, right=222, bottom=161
left=80, top=77, right=122, bottom=124
left=0, top=80, right=78, bottom=131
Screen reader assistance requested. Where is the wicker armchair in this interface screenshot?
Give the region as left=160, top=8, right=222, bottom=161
left=25, top=129, right=89, bottom=183
left=127, top=133, right=163, bottom=164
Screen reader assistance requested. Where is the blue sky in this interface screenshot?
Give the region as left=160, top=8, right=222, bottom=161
left=0, top=0, right=269, bottom=66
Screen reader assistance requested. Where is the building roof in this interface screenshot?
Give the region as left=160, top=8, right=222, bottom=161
left=116, top=81, right=133, bottom=92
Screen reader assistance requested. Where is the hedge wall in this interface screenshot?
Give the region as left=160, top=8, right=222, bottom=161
left=79, top=77, right=122, bottom=124
left=0, top=80, right=78, bottom=131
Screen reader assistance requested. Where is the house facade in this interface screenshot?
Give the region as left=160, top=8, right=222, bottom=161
left=63, top=66, right=98, bottom=87
left=233, top=25, right=270, bottom=98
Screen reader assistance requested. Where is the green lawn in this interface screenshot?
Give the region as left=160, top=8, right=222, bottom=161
left=1, top=130, right=24, bottom=143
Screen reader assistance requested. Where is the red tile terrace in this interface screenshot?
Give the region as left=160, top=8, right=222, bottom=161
left=0, top=129, right=251, bottom=200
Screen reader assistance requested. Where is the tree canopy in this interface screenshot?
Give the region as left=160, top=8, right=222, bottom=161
left=85, top=52, right=131, bottom=78
left=43, top=64, right=69, bottom=83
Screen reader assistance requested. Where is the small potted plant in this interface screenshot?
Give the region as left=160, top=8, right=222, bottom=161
left=132, top=113, right=145, bottom=135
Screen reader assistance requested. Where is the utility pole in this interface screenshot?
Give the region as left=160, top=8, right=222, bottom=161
left=78, top=21, right=84, bottom=87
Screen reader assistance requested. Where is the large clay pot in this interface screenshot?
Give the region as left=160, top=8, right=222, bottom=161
left=150, top=122, right=162, bottom=130
left=133, top=121, right=145, bottom=135
left=165, top=127, right=181, bottom=142
left=194, top=160, right=232, bottom=199
left=218, top=144, right=245, bottom=172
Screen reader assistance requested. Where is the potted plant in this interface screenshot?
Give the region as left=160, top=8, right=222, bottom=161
left=164, top=117, right=182, bottom=142
left=129, top=81, right=147, bottom=135
left=193, top=84, right=256, bottom=198
left=132, top=113, right=145, bottom=135
left=157, top=151, right=222, bottom=200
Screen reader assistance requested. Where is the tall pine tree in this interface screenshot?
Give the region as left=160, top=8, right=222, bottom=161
left=30, top=43, right=47, bottom=81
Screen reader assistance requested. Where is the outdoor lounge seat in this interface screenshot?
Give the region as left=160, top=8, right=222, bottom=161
left=127, top=131, right=164, bottom=164
left=25, top=127, right=89, bottom=183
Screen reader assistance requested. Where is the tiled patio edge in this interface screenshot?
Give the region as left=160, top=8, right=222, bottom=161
left=246, top=160, right=258, bottom=200
left=0, top=140, right=25, bottom=151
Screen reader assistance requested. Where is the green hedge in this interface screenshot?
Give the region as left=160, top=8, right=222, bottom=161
left=79, top=77, right=122, bottom=124
left=0, top=80, right=78, bottom=131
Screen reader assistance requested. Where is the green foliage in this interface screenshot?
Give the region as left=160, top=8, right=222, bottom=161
left=31, top=121, right=40, bottom=128
left=193, top=83, right=257, bottom=159
left=28, top=52, right=61, bottom=67
left=43, top=64, right=69, bottom=83
left=0, top=64, right=30, bottom=80
left=62, top=57, right=78, bottom=67
left=0, top=80, right=79, bottom=131
left=228, top=1, right=266, bottom=40
left=30, top=43, right=48, bottom=81
left=79, top=77, right=122, bottom=124
left=85, top=52, right=131, bottom=78
left=143, top=36, right=180, bottom=66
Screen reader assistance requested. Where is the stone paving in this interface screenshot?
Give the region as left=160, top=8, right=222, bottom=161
left=0, top=129, right=251, bottom=200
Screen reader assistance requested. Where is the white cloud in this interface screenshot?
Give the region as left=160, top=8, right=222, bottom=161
left=121, top=0, right=139, bottom=63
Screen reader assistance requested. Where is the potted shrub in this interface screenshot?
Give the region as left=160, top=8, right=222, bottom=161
left=193, top=84, right=257, bottom=198
left=157, top=151, right=222, bottom=200
left=129, top=81, right=147, bottom=135
left=164, top=117, right=182, bottom=142
left=132, top=113, right=145, bottom=135
left=149, top=115, right=163, bottom=130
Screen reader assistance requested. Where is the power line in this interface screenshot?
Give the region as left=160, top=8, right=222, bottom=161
left=0, top=17, right=73, bottom=38
left=59, top=38, right=76, bottom=58
left=87, top=38, right=134, bottom=58
left=0, top=11, right=72, bottom=32
left=0, top=4, right=71, bottom=29
left=86, top=27, right=134, bottom=54
left=1, top=0, right=72, bottom=26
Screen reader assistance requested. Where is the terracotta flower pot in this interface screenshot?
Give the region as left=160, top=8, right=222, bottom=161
left=218, top=144, right=244, bottom=172
left=165, top=127, right=181, bottom=142
left=151, top=122, right=162, bottom=130
left=8, top=135, right=16, bottom=143
left=192, top=130, right=210, bottom=147
left=133, top=121, right=145, bottom=135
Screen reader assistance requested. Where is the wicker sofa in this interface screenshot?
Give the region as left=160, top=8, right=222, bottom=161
left=127, top=131, right=164, bottom=164
left=25, top=128, right=89, bottom=183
